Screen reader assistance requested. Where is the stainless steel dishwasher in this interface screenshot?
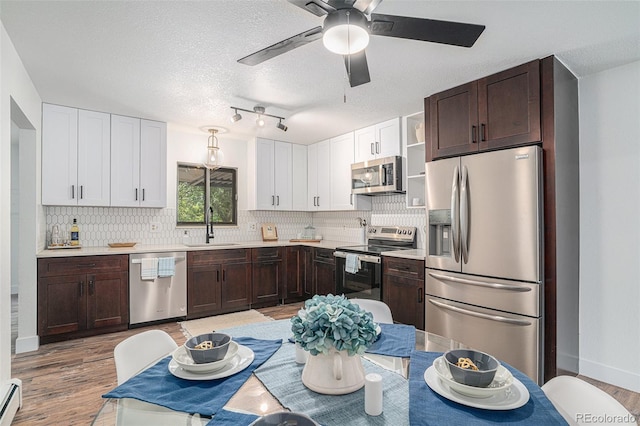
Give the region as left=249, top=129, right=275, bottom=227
left=129, top=251, right=187, bottom=325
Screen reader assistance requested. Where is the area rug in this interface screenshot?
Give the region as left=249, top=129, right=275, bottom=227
left=180, top=310, right=274, bottom=337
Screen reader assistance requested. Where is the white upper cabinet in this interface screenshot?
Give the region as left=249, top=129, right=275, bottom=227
left=330, top=132, right=371, bottom=211
left=354, top=117, right=402, bottom=162
left=111, top=115, right=166, bottom=208
left=307, top=139, right=331, bottom=211
left=248, top=138, right=305, bottom=210
left=42, top=104, right=110, bottom=206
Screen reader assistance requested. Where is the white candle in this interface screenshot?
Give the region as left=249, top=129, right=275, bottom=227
left=295, top=342, right=308, bottom=364
left=365, top=373, right=383, bottom=416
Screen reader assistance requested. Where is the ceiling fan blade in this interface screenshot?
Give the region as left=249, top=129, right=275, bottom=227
left=286, top=0, right=335, bottom=16
left=343, top=50, right=371, bottom=87
left=370, top=13, right=485, bottom=48
left=353, top=0, right=384, bottom=14
left=238, top=27, right=323, bottom=66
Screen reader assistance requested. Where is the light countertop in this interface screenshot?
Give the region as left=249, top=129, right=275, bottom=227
left=381, top=249, right=426, bottom=261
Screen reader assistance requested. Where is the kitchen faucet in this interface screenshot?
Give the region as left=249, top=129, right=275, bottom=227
left=206, top=206, right=215, bottom=243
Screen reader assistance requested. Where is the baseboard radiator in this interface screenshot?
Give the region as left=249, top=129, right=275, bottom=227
left=0, top=379, right=22, bottom=426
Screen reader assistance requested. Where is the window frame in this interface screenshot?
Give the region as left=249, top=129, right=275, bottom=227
left=176, top=162, right=238, bottom=227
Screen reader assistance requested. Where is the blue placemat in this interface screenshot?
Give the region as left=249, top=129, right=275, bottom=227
left=207, top=408, right=259, bottom=426
left=409, top=351, right=568, bottom=425
left=367, top=323, right=416, bottom=358
left=102, top=337, right=282, bottom=417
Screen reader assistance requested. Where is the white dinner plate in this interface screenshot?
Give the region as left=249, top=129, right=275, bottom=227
left=424, top=366, right=530, bottom=410
left=171, top=341, right=239, bottom=373
left=168, top=344, right=254, bottom=380
left=432, top=356, right=514, bottom=398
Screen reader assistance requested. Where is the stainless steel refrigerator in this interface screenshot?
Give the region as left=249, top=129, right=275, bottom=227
left=425, top=145, right=543, bottom=384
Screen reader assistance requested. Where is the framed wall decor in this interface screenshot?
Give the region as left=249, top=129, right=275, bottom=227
left=261, top=223, right=278, bottom=241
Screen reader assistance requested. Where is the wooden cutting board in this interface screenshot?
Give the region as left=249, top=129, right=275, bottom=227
left=289, top=239, right=322, bottom=243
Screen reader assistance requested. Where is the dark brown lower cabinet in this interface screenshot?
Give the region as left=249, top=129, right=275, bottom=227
left=37, top=255, right=129, bottom=343
left=382, top=256, right=425, bottom=330
left=284, top=246, right=312, bottom=302
left=251, top=247, right=284, bottom=308
left=313, top=247, right=336, bottom=297
left=187, top=249, right=251, bottom=319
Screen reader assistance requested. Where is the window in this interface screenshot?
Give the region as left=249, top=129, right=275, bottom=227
left=177, top=164, right=237, bottom=226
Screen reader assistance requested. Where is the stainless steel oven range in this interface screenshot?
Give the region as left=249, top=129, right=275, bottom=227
left=334, top=226, right=416, bottom=300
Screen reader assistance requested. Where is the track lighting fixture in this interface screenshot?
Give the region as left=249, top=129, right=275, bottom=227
left=277, top=119, right=288, bottom=132
left=229, top=105, right=288, bottom=131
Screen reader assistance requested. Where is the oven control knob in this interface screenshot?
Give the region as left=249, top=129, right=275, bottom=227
left=408, top=230, right=413, bottom=235
left=371, top=228, right=376, bottom=233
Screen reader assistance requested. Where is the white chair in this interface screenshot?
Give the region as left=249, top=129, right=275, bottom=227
left=114, top=329, right=178, bottom=385
left=541, top=375, right=633, bottom=425
left=350, top=298, right=394, bottom=324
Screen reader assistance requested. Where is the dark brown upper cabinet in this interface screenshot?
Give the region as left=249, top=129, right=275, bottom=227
left=427, top=60, right=541, bottom=161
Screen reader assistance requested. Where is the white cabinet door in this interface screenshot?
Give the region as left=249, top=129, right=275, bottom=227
left=139, top=119, right=167, bottom=208
left=42, top=104, right=78, bottom=205
left=110, top=115, right=141, bottom=207
left=354, top=125, right=376, bottom=162
left=330, top=132, right=355, bottom=210
left=255, top=138, right=276, bottom=209
left=353, top=117, right=402, bottom=162
left=291, top=144, right=307, bottom=211
left=273, top=141, right=292, bottom=210
left=77, top=109, right=110, bottom=206
left=307, top=140, right=331, bottom=210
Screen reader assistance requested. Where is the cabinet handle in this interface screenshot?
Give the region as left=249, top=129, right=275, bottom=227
left=79, top=281, right=84, bottom=297
left=142, top=188, right=145, bottom=201
left=277, top=195, right=280, bottom=206
left=317, top=196, right=320, bottom=207
left=471, top=126, right=477, bottom=143
left=350, top=194, right=353, bottom=205
left=71, top=185, right=75, bottom=199
left=135, top=188, right=138, bottom=201
left=375, top=141, right=380, bottom=154
left=80, top=185, right=84, bottom=199
left=77, top=263, right=96, bottom=268
left=216, top=270, right=220, bottom=282
left=418, top=287, right=423, bottom=303
left=390, top=266, right=417, bottom=274
left=272, top=195, right=275, bottom=206
left=222, top=270, right=226, bottom=282
left=480, top=123, right=486, bottom=142
left=370, top=143, right=375, bottom=155
left=88, top=277, right=95, bottom=295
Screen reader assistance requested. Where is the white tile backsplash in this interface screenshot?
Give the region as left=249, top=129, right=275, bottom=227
left=44, top=194, right=426, bottom=248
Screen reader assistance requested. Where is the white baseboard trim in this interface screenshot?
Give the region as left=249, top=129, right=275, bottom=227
left=557, top=350, right=580, bottom=373
left=580, top=357, right=640, bottom=393
left=15, top=335, right=39, bottom=354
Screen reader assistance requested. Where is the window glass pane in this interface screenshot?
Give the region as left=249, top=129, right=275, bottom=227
left=177, top=165, right=206, bottom=224
left=210, top=168, right=236, bottom=225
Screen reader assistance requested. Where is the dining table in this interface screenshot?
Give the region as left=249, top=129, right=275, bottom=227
left=92, top=319, right=567, bottom=425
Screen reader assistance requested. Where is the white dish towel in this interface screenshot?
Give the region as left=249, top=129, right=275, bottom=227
left=158, top=257, right=175, bottom=277
left=140, top=258, right=158, bottom=280
left=345, top=253, right=360, bottom=274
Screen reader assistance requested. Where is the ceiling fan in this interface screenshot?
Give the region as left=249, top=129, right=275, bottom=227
left=237, top=0, right=485, bottom=87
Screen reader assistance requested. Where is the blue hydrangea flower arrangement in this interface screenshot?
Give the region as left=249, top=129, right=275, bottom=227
left=291, top=294, right=378, bottom=356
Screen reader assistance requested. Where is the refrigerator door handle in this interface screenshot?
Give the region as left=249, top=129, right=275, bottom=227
left=427, top=272, right=533, bottom=292
left=460, top=165, right=470, bottom=264
left=428, top=298, right=532, bottom=326
left=451, top=166, right=460, bottom=262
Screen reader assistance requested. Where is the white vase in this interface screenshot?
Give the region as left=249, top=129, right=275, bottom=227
left=301, top=347, right=365, bottom=395
left=415, top=121, right=425, bottom=143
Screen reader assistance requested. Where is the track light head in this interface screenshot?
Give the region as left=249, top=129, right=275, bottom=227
left=230, top=109, right=242, bottom=122
left=277, top=120, right=288, bottom=132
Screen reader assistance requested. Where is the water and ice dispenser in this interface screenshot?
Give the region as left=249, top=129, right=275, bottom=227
left=428, top=209, right=452, bottom=257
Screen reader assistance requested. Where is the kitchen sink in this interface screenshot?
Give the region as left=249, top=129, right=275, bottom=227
left=184, top=242, right=239, bottom=247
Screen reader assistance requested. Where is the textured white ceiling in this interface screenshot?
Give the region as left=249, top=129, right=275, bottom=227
left=1, top=0, right=639, bottom=144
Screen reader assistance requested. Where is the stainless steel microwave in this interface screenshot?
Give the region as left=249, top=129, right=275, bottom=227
left=351, top=156, right=404, bottom=195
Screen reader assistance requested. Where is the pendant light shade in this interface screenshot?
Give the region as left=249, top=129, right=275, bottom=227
left=322, top=9, right=370, bottom=55
left=204, top=128, right=224, bottom=169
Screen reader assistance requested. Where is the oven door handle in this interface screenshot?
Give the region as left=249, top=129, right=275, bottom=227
left=333, top=251, right=381, bottom=264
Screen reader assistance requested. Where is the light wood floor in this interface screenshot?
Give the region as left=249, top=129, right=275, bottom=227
left=10, top=302, right=639, bottom=425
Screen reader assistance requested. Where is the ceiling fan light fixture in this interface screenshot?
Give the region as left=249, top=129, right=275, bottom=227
left=323, top=9, right=370, bottom=55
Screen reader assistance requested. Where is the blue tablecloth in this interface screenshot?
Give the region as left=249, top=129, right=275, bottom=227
left=102, top=337, right=281, bottom=417
left=207, top=409, right=259, bottom=426
left=367, top=323, right=416, bottom=358
left=409, top=351, right=568, bottom=425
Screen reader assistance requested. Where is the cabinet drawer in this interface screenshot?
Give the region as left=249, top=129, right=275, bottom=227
left=313, top=248, right=335, bottom=264
left=251, top=247, right=283, bottom=261
left=38, top=255, right=128, bottom=277
left=188, top=248, right=251, bottom=266
left=383, top=257, right=425, bottom=279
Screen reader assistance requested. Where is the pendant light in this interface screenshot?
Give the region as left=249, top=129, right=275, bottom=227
left=204, top=128, right=224, bottom=169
